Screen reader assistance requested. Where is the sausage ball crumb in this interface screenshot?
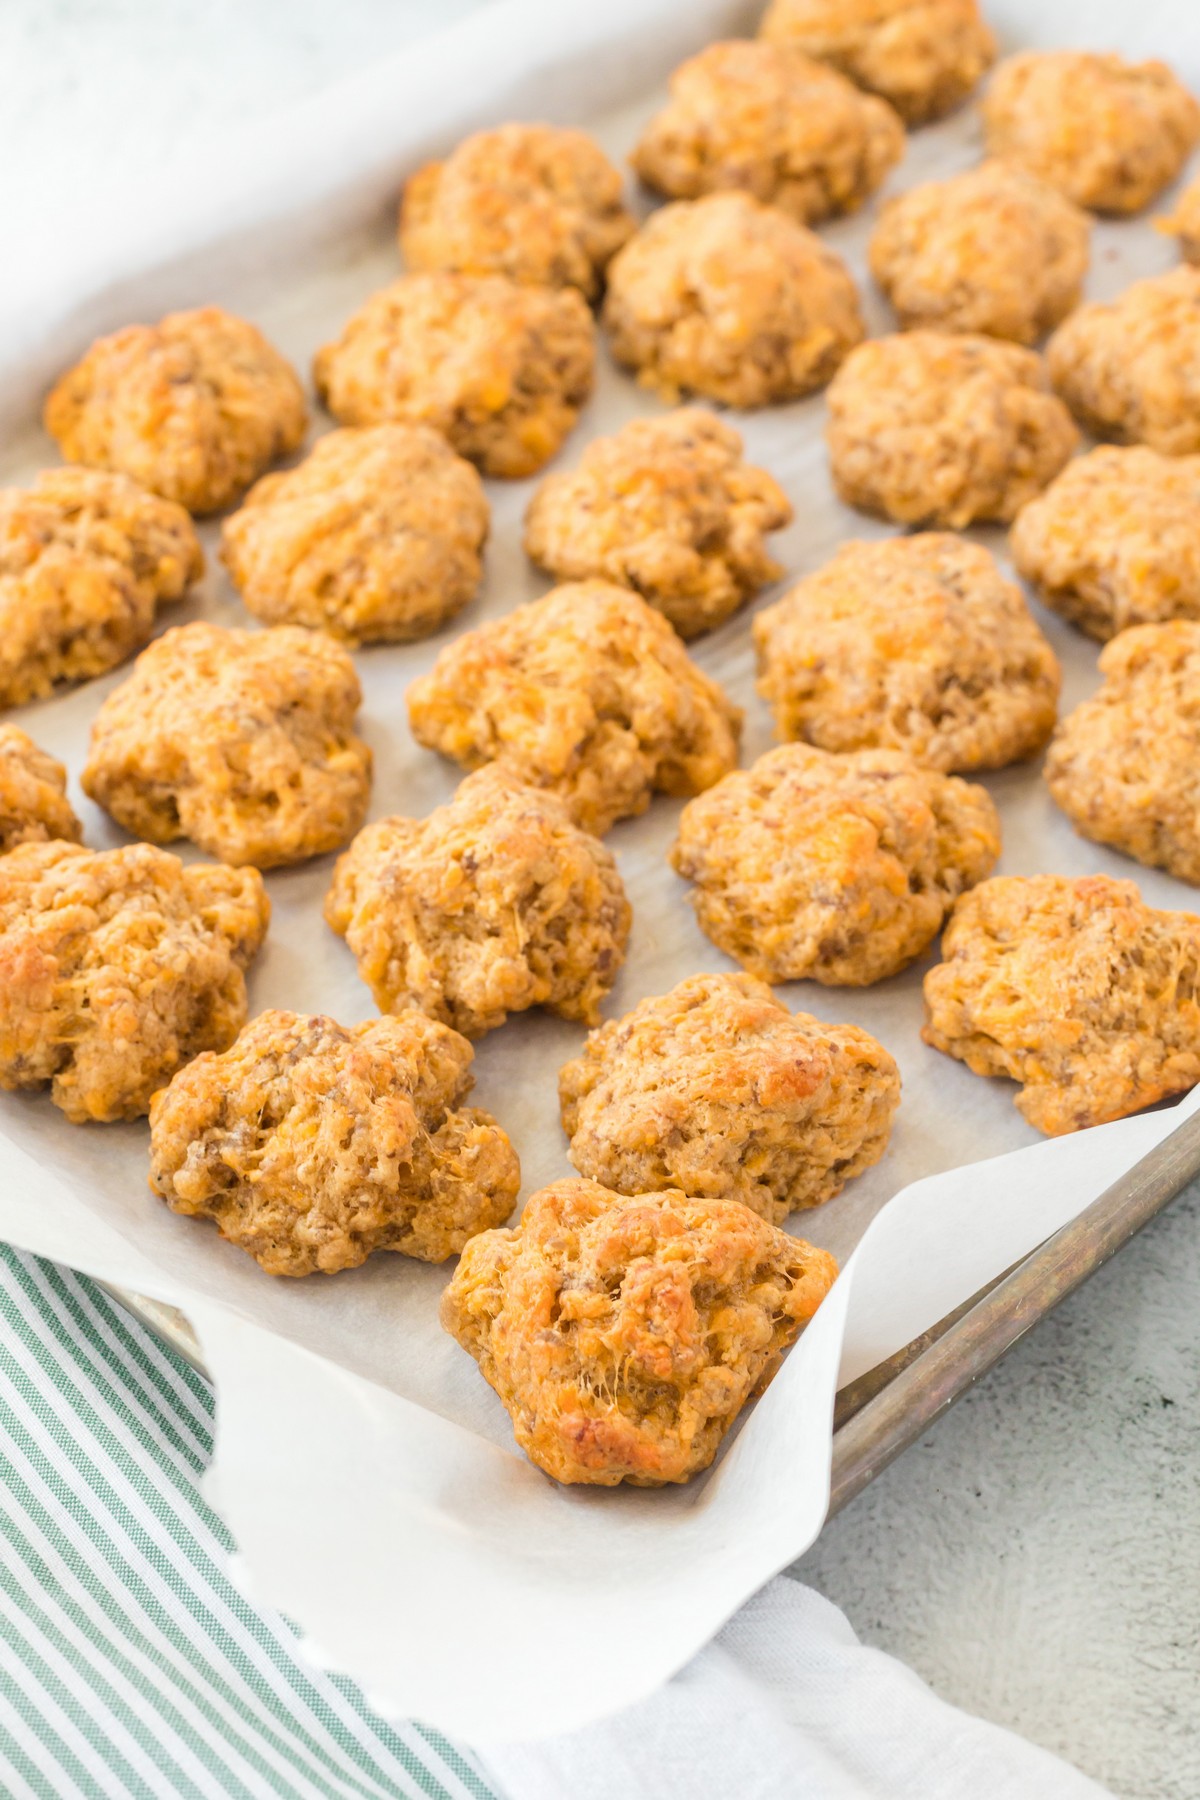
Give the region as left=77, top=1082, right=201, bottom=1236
left=982, top=51, right=1200, bottom=216
left=869, top=160, right=1090, bottom=344
left=601, top=192, right=864, bottom=408
left=754, top=534, right=1060, bottom=772
left=0, top=466, right=202, bottom=708
left=82, top=622, right=372, bottom=869
left=632, top=40, right=904, bottom=225
left=1011, top=447, right=1200, bottom=641
left=149, top=1008, right=519, bottom=1276
left=558, top=970, right=900, bottom=1220
left=670, top=743, right=1000, bottom=985
left=1046, top=268, right=1200, bottom=457
left=325, top=766, right=631, bottom=1039
left=1161, top=174, right=1200, bottom=264
left=1045, top=623, right=1200, bottom=886
left=0, top=727, right=81, bottom=852
left=440, top=1176, right=838, bottom=1485
left=313, top=273, right=595, bottom=479
left=0, top=841, right=268, bottom=1123
left=826, top=331, right=1078, bottom=526
left=407, top=580, right=742, bottom=836
left=923, top=874, right=1200, bottom=1135
left=522, top=409, right=793, bottom=639
left=758, top=0, right=995, bottom=126
left=44, top=307, right=308, bottom=514
left=220, top=425, right=488, bottom=645
left=399, top=123, right=634, bottom=299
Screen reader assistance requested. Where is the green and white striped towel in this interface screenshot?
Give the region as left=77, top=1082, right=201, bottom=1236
left=0, top=1242, right=500, bottom=1800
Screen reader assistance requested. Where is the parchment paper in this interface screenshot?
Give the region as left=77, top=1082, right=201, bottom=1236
left=0, top=0, right=1197, bottom=1742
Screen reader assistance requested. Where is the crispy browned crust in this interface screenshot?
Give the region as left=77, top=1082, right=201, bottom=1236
left=0, top=841, right=268, bottom=1123
left=313, top=273, right=595, bottom=479
left=0, top=466, right=202, bottom=707
left=325, top=766, right=631, bottom=1038
left=1046, top=269, right=1200, bottom=457
left=522, top=409, right=792, bottom=639
left=82, top=622, right=372, bottom=869
left=754, top=534, right=1060, bottom=770
left=440, top=1176, right=838, bottom=1484
left=670, top=742, right=999, bottom=985
left=601, top=192, right=864, bottom=407
left=982, top=51, right=1200, bottom=215
left=922, top=874, right=1200, bottom=1134
left=0, top=726, right=82, bottom=852
left=44, top=307, right=308, bottom=514
left=559, top=971, right=900, bottom=1220
left=758, top=0, right=995, bottom=124
left=148, top=1008, right=519, bottom=1276
left=826, top=332, right=1078, bottom=526
left=1161, top=173, right=1200, bottom=264
left=407, top=580, right=742, bottom=836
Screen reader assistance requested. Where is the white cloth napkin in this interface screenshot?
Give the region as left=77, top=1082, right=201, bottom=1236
left=479, top=1577, right=1112, bottom=1800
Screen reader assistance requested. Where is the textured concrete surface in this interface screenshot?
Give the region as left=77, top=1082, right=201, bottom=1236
left=6, top=4, right=1199, bottom=1795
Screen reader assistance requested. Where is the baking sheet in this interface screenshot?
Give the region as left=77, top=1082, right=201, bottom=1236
left=0, top=0, right=1197, bottom=1743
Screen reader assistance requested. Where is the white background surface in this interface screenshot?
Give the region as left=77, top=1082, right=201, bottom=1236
left=5, top=1, right=1199, bottom=1794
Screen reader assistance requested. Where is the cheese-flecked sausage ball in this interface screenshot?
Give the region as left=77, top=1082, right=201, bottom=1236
left=325, top=766, right=631, bottom=1039
left=559, top=971, right=900, bottom=1220
left=407, top=580, right=742, bottom=837
left=220, top=425, right=488, bottom=644
left=755, top=534, right=1060, bottom=771
left=44, top=307, right=307, bottom=514
left=632, top=40, right=904, bottom=225
left=1046, top=269, right=1200, bottom=457
left=0, top=841, right=268, bottom=1123
left=399, top=123, right=634, bottom=299
left=826, top=331, right=1078, bottom=526
left=869, top=161, right=1090, bottom=344
left=440, top=1176, right=838, bottom=1485
left=670, top=743, right=1000, bottom=985
left=0, top=726, right=81, bottom=852
left=0, top=466, right=202, bottom=708
left=982, top=51, right=1200, bottom=216
left=1011, top=447, right=1200, bottom=641
left=602, top=192, right=864, bottom=408
left=313, top=273, right=595, bottom=479
left=758, top=0, right=996, bottom=126
left=1162, top=174, right=1200, bottom=264
left=1045, top=623, right=1200, bottom=886
left=82, top=622, right=372, bottom=869
left=923, top=874, right=1200, bottom=1135
left=149, top=1009, right=519, bottom=1276
left=523, top=409, right=793, bottom=639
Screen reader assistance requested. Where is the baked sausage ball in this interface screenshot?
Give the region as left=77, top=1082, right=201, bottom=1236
left=0, top=841, right=268, bottom=1123
left=0, top=726, right=81, bottom=852
left=982, top=51, right=1200, bottom=216
left=313, top=273, right=595, bottom=479
left=44, top=307, right=307, bottom=514
left=670, top=743, right=1000, bottom=985
left=1011, top=447, right=1200, bottom=641
left=754, top=534, right=1060, bottom=771
left=407, top=580, right=742, bottom=836
left=923, top=874, right=1200, bottom=1135
left=1161, top=173, right=1200, bottom=264
left=632, top=40, right=904, bottom=225
left=440, top=1176, right=838, bottom=1486
left=399, top=122, right=634, bottom=299
left=1046, top=268, right=1200, bottom=457
left=325, top=766, right=631, bottom=1039
left=602, top=192, right=864, bottom=407
left=826, top=331, right=1078, bottom=526
left=522, top=409, right=792, bottom=639
left=758, top=0, right=996, bottom=126
left=869, top=160, right=1090, bottom=344
left=1045, top=623, right=1200, bottom=885
left=149, top=1008, right=519, bottom=1276
left=82, top=622, right=372, bottom=869
left=220, top=424, right=488, bottom=644
left=0, top=466, right=202, bottom=708
left=559, top=971, right=900, bottom=1220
